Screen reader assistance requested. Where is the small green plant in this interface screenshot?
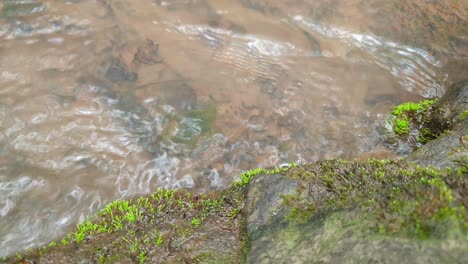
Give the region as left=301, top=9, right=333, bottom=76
left=191, top=218, right=200, bottom=227
left=118, top=200, right=130, bottom=213
left=394, top=118, right=410, bottom=135
left=459, top=110, right=468, bottom=120
left=74, top=232, right=85, bottom=244
left=418, top=128, right=433, bottom=143
left=228, top=208, right=240, bottom=219
left=122, top=237, right=139, bottom=253
left=61, top=238, right=69, bottom=245
left=391, top=100, right=435, bottom=117
left=389, top=99, right=437, bottom=138
left=112, top=216, right=123, bottom=230
left=234, top=162, right=298, bottom=187
left=137, top=197, right=151, bottom=209
left=124, top=206, right=142, bottom=223
left=139, top=251, right=147, bottom=264
left=156, top=234, right=164, bottom=246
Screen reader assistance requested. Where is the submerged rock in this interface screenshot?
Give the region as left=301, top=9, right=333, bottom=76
left=105, top=58, right=138, bottom=83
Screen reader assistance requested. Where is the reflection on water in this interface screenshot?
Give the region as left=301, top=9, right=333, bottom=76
left=0, top=0, right=466, bottom=257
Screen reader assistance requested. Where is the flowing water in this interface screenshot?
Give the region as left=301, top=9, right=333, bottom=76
left=0, top=0, right=467, bottom=257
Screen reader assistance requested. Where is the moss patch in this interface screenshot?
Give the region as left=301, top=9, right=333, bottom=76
left=7, top=163, right=298, bottom=263
left=234, top=162, right=298, bottom=187
left=458, top=110, right=468, bottom=121
left=386, top=99, right=453, bottom=149
left=283, top=159, right=467, bottom=239
left=390, top=100, right=435, bottom=136
left=11, top=188, right=247, bottom=263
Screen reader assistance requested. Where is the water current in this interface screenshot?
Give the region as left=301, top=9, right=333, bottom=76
left=0, top=0, right=467, bottom=257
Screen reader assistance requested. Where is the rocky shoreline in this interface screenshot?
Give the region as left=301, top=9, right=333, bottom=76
left=4, top=81, right=467, bottom=264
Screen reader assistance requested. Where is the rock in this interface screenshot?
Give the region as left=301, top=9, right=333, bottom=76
left=245, top=160, right=468, bottom=264
left=247, top=209, right=467, bottom=264
left=408, top=80, right=468, bottom=168
left=143, top=81, right=197, bottom=111
left=408, top=119, right=468, bottom=168
left=245, top=173, right=298, bottom=240
left=134, top=40, right=162, bottom=65
left=105, top=58, right=138, bottom=83
left=432, top=80, right=468, bottom=121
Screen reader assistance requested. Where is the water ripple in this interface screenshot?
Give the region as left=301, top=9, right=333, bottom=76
left=292, top=15, right=445, bottom=97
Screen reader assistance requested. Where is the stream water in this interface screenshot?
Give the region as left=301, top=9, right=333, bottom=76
left=0, top=0, right=467, bottom=257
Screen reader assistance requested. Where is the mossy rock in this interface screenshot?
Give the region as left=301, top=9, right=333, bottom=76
left=246, top=159, right=467, bottom=264
left=5, top=159, right=467, bottom=263
left=386, top=80, right=468, bottom=152
left=386, top=99, right=442, bottom=145
left=7, top=188, right=247, bottom=264
left=405, top=80, right=468, bottom=169
left=247, top=208, right=467, bottom=264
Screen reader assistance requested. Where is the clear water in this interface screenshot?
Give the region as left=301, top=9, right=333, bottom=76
left=0, top=0, right=466, bottom=257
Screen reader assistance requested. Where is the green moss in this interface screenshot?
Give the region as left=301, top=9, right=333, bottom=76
left=390, top=99, right=435, bottom=136
left=417, top=128, right=434, bottom=144
left=234, top=162, right=298, bottom=187
left=387, top=99, right=447, bottom=145
left=391, top=100, right=435, bottom=117
left=459, top=110, right=468, bottom=121
left=13, top=186, right=247, bottom=263
left=394, top=117, right=410, bottom=135
left=240, top=230, right=250, bottom=264
left=191, top=218, right=201, bottom=227
left=283, top=159, right=467, bottom=239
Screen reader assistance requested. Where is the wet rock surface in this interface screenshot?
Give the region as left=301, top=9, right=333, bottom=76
left=407, top=118, right=468, bottom=169
left=245, top=173, right=297, bottom=240
left=383, top=80, right=468, bottom=155
left=407, top=80, right=468, bottom=168
left=247, top=208, right=467, bottom=264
